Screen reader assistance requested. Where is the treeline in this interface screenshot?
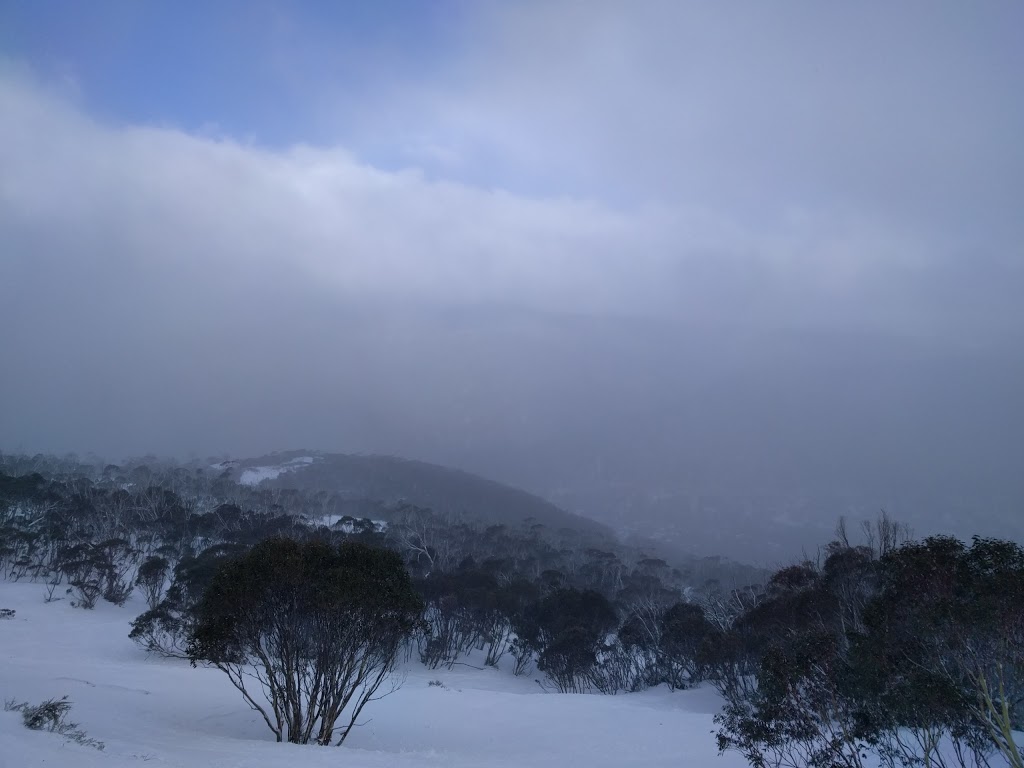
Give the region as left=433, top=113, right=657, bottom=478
left=707, top=518, right=1024, bottom=768
left=256, top=450, right=613, bottom=535
left=0, top=459, right=745, bottom=697
left=3, top=456, right=1020, bottom=765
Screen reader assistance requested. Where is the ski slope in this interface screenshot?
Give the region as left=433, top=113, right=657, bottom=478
left=0, top=581, right=745, bottom=768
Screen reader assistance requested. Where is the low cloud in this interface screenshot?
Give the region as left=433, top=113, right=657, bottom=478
left=3, top=67, right=1019, bottom=345
left=0, top=0, right=1022, bottom=546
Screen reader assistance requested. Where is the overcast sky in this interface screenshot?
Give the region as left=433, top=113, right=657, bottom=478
left=1, top=2, right=1022, bottom=535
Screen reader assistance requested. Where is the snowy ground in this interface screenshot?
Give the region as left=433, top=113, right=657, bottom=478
left=238, top=456, right=318, bottom=486
left=0, top=581, right=745, bottom=768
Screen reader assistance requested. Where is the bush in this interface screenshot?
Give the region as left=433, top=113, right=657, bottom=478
left=516, top=588, right=617, bottom=693
left=711, top=535, right=1024, bottom=768
left=130, top=543, right=247, bottom=657
left=136, top=555, right=170, bottom=610
left=188, top=537, right=425, bottom=746
left=4, top=696, right=104, bottom=751
left=659, top=602, right=717, bottom=689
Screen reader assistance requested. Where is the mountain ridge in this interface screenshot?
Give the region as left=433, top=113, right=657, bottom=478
left=226, top=449, right=613, bottom=536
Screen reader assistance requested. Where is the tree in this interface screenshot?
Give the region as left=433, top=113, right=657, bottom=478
left=660, top=602, right=717, bottom=689
left=135, top=555, right=170, bottom=610
left=523, top=588, right=618, bottom=693
left=387, top=506, right=460, bottom=575
left=711, top=533, right=1023, bottom=768
left=855, top=536, right=1023, bottom=767
left=415, top=567, right=513, bottom=669
left=715, top=628, right=871, bottom=768
left=187, top=538, right=424, bottom=746
left=130, top=543, right=247, bottom=657
left=709, top=558, right=873, bottom=768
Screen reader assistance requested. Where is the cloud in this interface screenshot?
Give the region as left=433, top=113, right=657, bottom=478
left=0, top=69, right=656, bottom=316
left=2, top=61, right=1019, bottom=348
left=382, top=1, right=1024, bottom=232
left=0, top=0, right=1022, bottom=537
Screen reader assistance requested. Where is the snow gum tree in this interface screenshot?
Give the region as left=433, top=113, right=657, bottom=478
left=188, top=537, right=424, bottom=746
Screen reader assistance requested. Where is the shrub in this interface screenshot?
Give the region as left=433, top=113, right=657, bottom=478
left=4, top=696, right=104, bottom=751
left=188, top=537, right=425, bottom=746
left=136, top=555, right=170, bottom=610
left=518, top=588, right=617, bottom=693
left=130, top=543, right=247, bottom=657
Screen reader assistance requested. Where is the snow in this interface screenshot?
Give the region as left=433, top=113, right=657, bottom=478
left=238, top=466, right=288, bottom=485
left=315, top=515, right=388, bottom=533
left=238, top=456, right=317, bottom=486
left=0, top=581, right=743, bottom=768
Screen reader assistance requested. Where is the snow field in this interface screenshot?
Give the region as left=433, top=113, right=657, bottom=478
left=0, top=580, right=744, bottom=768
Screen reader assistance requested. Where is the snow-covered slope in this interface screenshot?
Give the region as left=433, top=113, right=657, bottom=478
left=238, top=455, right=319, bottom=486
left=0, top=581, right=744, bottom=768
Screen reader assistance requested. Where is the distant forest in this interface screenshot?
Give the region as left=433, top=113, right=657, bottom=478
left=1, top=452, right=1021, bottom=766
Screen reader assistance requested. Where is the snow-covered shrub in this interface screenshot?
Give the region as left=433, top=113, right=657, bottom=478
left=4, top=696, right=105, bottom=751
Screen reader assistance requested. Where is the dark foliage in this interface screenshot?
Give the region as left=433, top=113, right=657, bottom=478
left=710, top=524, right=1024, bottom=768
left=515, top=588, right=618, bottom=693
left=187, top=538, right=424, bottom=745
left=0, top=455, right=754, bottom=699
left=4, top=696, right=104, bottom=751
left=659, top=602, right=718, bottom=689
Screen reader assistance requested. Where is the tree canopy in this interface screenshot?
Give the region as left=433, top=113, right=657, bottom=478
left=187, top=537, right=424, bottom=745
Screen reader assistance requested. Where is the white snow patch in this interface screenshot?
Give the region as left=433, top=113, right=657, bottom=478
left=314, top=515, right=389, bottom=533
left=239, top=456, right=317, bottom=486
left=0, top=580, right=744, bottom=768
left=239, top=466, right=287, bottom=485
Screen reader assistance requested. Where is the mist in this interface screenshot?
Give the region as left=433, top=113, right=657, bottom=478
left=2, top=1, right=1023, bottom=561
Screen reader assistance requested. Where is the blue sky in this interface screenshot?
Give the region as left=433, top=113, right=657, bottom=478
left=1, top=0, right=464, bottom=148
left=3, top=1, right=1022, bottom=284
left=5, top=1, right=1023, bottom=207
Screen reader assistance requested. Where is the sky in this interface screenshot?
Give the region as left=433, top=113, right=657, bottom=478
left=1, top=1, right=1023, bottom=548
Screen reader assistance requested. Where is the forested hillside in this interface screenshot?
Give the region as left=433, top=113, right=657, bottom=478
left=2, top=452, right=1021, bottom=766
